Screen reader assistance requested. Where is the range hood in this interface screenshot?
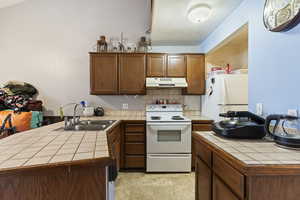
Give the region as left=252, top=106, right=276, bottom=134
left=146, top=78, right=188, bottom=88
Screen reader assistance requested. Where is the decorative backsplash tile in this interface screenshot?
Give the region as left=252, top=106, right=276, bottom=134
left=101, top=88, right=201, bottom=112
left=144, top=89, right=184, bottom=105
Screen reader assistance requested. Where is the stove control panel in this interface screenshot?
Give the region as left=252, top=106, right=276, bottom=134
left=146, top=104, right=183, bottom=112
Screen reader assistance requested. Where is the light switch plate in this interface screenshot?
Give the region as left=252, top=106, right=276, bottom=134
left=122, top=103, right=129, bottom=110
left=256, top=103, right=263, bottom=116
left=288, top=109, right=298, bottom=117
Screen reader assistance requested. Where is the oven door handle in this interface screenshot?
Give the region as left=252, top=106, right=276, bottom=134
left=148, top=154, right=191, bottom=158
left=147, top=122, right=191, bottom=126
left=147, top=124, right=190, bottom=131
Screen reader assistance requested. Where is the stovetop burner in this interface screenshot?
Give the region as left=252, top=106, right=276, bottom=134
left=151, top=116, right=161, bottom=120
left=172, top=116, right=185, bottom=120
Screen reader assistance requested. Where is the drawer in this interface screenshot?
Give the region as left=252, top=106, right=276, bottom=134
left=125, top=143, right=145, bottom=155
left=125, top=124, right=145, bottom=133
left=194, top=139, right=212, bottom=167
left=125, top=133, right=145, bottom=142
left=193, top=124, right=212, bottom=131
left=125, top=155, right=145, bottom=168
left=147, top=154, right=191, bottom=172
left=213, top=154, right=244, bottom=199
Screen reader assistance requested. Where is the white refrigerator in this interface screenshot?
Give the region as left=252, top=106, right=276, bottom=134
left=202, top=74, right=248, bottom=122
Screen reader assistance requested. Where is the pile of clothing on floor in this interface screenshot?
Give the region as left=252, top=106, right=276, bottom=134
left=0, top=81, right=44, bottom=135
left=0, top=81, right=42, bottom=112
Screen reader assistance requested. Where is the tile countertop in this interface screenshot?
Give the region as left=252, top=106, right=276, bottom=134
left=95, top=110, right=212, bottom=121
left=82, top=110, right=212, bottom=122
left=0, top=111, right=212, bottom=173
left=0, top=121, right=121, bottom=172
left=195, top=132, right=300, bottom=165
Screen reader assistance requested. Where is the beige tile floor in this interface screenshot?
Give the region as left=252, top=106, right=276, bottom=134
left=115, top=172, right=195, bottom=200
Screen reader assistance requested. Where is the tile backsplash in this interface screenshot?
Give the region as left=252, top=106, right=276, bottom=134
left=145, top=89, right=184, bottom=105
left=59, top=89, right=201, bottom=116
left=103, top=88, right=201, bottom=112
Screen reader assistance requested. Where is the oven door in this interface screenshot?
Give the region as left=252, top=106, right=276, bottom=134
left=147, top=122, right=191, bottom=154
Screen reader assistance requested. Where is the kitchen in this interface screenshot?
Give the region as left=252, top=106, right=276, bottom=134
left=1, top=0, right=300, bottom=200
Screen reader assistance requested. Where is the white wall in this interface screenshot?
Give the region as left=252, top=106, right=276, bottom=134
left=0, top=0, right=151, bottom=115
left=0, top=0, right=202, bottom=116
left=200, top=0, right=300, bottom=115
left=151, top=45, right=202, bottom=53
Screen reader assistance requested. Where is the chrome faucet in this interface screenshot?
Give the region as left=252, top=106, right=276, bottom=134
left=60, top=103, right=82, bottom=130
left=72, top=103, right=81, bottom=125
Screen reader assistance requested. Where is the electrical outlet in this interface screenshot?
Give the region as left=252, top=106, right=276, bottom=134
left=122, top=103, right=129, bottom=110
left=288, top=109, right=298, bottom=117
left=256, top=103, right=263, bottom=116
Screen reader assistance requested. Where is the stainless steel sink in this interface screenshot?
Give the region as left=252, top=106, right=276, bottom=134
left=55, top=120, right=116, bottom=131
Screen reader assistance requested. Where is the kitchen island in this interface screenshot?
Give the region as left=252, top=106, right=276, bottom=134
left=0, top=111, right=147, bottom=200
left=0, top=120, right=122, bottom=200
left=0, top=111, right=212, bottom=200
left=193, top=131, right=300, bottom=200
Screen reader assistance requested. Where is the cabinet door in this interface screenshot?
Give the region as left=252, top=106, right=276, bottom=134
left=185, top=55, right=205, bottom=95
left=196, top=157, right=212, bottom=200
left=119, top=54, right=146, bottom=95
left=167, top=55, right=186, bottom=77
left=90, top=54, right=119, bottom=95
left=213, top=175, right=239, bottom=200
left=193, top=123, right=212, bottom=132
left=107, top=124, right=121, bottom=171
left=115, top=139, right=121, bottom=171
left=147, top=54, right=167, bottom=77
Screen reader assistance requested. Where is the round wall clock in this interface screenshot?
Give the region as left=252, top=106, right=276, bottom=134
left=264, top=0, right=300, bottom=32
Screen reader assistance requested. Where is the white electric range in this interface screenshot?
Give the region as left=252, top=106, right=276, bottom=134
left=146, top=104, right=192, bottom=172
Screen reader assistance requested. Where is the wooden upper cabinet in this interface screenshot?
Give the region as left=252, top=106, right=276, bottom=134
left=147, top=54, right=167, bottom=77
left=90, top=53, right=118, bottom=95
left=119, top=54, right=146, bottom=95
left=185, top=55, right=205, bottom=95
left=167, top=55, right=187, bottom=77
left=90, top=52, right=205, bottom=95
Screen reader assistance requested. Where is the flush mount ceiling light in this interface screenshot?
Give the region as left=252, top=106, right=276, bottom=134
left=187, top=4, right=212, bottom=23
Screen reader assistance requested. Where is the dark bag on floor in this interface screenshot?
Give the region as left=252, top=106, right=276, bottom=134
left=0, top=114, right=17, bottom=139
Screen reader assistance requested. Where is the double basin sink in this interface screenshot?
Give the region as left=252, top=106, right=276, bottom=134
left=58, top=120, right=116, bottom=131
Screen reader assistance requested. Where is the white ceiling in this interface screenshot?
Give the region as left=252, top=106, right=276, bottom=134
left=0, top=0, right=25, bottom=8
left=151, top=0, right=244, bottom=45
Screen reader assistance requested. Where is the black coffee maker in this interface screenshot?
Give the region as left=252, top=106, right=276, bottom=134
left=212, top=111, right=266, bottom=139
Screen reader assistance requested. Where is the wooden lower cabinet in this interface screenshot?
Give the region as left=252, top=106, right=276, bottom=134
left=0, top=161, right=110, bottom=200
left=193, top=123, right=212, bottom=132
left=194, top=132, right=300, bottom=200
left=192, top=121, right=213, bottom=169
left=122, top=122, right=146, bottom=170
left=194, top=138, right=241, bottom=200
left=125, top=155, right=145, bottom=169
left=107, top=123, right=121, bottom=170
left=196, top=156, right=212, bottom=200
left=213, top=175, right=239, bottom=200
